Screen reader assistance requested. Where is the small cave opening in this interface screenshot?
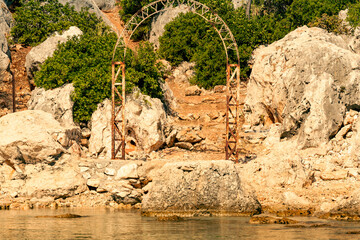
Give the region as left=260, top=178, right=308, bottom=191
left=130, top=140, right=136, bottom=146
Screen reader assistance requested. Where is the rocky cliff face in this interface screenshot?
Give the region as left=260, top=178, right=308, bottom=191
left=245, top=26, right=360, bottom=148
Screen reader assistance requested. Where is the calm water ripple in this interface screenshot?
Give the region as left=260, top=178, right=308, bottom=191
left=0, top=209, right=359, bottom=240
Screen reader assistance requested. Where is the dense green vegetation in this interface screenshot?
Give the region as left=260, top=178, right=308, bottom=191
left=11, top=0, right=360, bottom=122
left=34, top=33, right=163, bottom=122
left=155, top=0, right=358, bottom=89
left=11, top=0, right=163, bottom=123
left=11, top=0, right=106, bottom=46
left=348, top=2, right=360, bottom=28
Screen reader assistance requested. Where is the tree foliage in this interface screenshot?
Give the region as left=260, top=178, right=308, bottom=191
left=309, top=14, right=349, bottom=35
left=11, top=0, right=106, bottom=46
left=347, top=2, right=360, bottom=28
left=34, top=33, right=163, bottom=123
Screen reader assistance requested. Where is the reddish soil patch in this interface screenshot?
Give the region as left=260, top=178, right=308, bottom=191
left=103, top=5, right=139, bottom=52
left=0, top=44, right=32, bottom=117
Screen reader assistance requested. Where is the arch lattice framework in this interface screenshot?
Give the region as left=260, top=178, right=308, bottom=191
left=111, top=0, right=242, bottom=162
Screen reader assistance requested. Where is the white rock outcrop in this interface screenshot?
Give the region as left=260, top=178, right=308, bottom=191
left=25, top=26, right=83, bottom=79
left=0, top=110, right=80, bottom=166
left=142, top=160, right=261, bottom=216
left=89, top=91, right=167, bottom=158
left=149, top=5, right=189, bottom=50
left=27, top=84, right=75, bottom=127
left=23, top=163, right=87, bottom=199
left=245, top=26, right=360, bottom=148
left=58, top=0, right=115, bottom=29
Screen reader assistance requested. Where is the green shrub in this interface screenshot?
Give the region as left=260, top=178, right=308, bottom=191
left=35, top=33, right=163, bottom=123
left=347, top=2, right=360, bottom=28
left=11, top=0, right=106, bottom=46
left=309, top=14, right=349, bottom=35
left=287, top=0, right=356, bottom=27
left=158, top=13, right=227, bottom=89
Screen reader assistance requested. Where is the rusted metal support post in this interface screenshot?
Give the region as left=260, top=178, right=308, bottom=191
left=225, top=64, right=240, bottom=163
left=121, top=64, right=126, bottom=160
left=111, top=63, right=116, bottom=159
left=225, top=64, right=231, bottom=160
left=235, top=64, right=240, bottom=163
left=12, top=75, right=15, bottom=112
left=111, top=61, right=126, bottom=160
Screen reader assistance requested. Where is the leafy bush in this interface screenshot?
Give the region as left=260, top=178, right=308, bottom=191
left=158, top=13, right=226, bottom=89
left=35, top=33, right=163, bottom=122
left=287, top=0, right=356, bottom=28
left=309, top=14, right=349, bottom=35
left=347, top=2, right=360, bottom=28
left=11, top=0, right=106, bottom=46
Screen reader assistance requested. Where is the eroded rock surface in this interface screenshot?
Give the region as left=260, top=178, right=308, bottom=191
left=27, top=84, right=75, bottom=126
left=89, top=91, right=167, bottom=158
left=245, top=26, right=360, bottom=148
left=142, top=160, right=261, bottom=216
left=58, top=0, right=115, bottom=29
left=0, top=110, right=80, bottom=167
left=25, top=26, right=83, bottom=79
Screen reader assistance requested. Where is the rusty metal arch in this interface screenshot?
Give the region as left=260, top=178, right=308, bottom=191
left=111, top=0, right=242, bottom=162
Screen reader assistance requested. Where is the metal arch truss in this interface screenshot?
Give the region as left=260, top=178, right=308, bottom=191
left=112, top=0, right=242, bottom=162
left=111, top=62, right=126, bottom=160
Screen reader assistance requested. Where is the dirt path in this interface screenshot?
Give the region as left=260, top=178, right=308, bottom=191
left=102, top=5, right=139, bottom=52
left=150, top=65, right=264, bottom=161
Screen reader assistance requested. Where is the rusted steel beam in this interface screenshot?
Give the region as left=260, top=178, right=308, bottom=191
left=111, top=61, right=126, bottom=160
left=12, top=75, right=15, bottom=112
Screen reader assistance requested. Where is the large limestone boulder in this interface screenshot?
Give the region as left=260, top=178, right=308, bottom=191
left=244, top=26, right=360, bottom=148
left=93, top=0, right=115, bottom=11
left=58, top=0, right=115, bottom=29
left=27, top=84, right=75, bottom=127
left=89, top=91, right=167, bottom=158
left=141, top=160, right=261, bottom=216
left=25, top=26, right=83, bottom=79
left=88, top=99, right=112, bottom=158
left=126, top=91, right=167, bottom=153
left=0, top=110, right=80, bottom=166
left=149, top=5, right=189, bottom=50
left=23, top=163, right=87, bottom=199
